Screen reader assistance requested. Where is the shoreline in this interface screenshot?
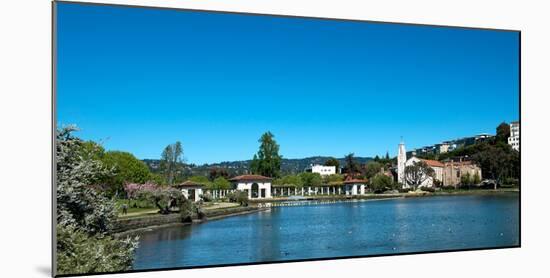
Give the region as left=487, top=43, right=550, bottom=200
left=115, top=189, right=518, bottom=237
left=251, top=188, right=519, bottom=203
left=114, top=206, right=268, bottom=237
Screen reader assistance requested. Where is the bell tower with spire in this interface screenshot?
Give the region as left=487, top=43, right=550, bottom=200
left=397, top=138, right=407, bottom=187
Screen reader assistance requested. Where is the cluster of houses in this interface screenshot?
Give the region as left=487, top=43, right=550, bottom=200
left=174, top=138, right=490, bottom=202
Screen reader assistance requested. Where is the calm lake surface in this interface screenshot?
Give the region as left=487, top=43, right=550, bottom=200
left=133, top=193, right=519, bottom=270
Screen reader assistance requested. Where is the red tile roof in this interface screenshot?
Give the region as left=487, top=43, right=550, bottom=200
left=174, top=180, right=205, bottom=188
left=420, top=159, right=444, bottom=168
left=343, top=178, right=369, bottom=184
left=229, top=175, right=272, bottom=182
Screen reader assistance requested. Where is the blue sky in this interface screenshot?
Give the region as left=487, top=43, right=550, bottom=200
left=56, top=2, right=519, bottom=164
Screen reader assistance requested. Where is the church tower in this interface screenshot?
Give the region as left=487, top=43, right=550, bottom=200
left=397, top=139, right=407, bottom=187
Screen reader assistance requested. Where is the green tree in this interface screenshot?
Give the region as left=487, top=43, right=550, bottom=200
left=273, top=174, right=303, bottom=187
left=324, top=157, right=340, bottom=172
left=496, top=122, right=511, bottom=143
left=344, top=153, right=359, bottom=175
left=404, top=161, right=435, bottom=190
left=101, top=151, right=152, bottom=197
left=160, top=141, right=184, bottom=185
left=250, top=132, right=282, bottom=178
left=473, top=172, right=481, bottom=185
left=299, top=172, right=323, bottom=188
left=212, top=176, right=231, bottom=190
left=363, top=161, right=383, bottom=179
left=370, top=174, right=394, bottom=193
left=188, top=175, right=210, bottom=184
left=461, top=172, right=472, bottom=186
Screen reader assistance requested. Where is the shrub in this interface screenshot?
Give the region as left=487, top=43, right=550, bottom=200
left=441, top=186, right=456, bottom=191
left=370, top=174, right=394, bottom=193
left=200, top=192, right=213, bottom=202
left=228, top=191, right=249, bottom=206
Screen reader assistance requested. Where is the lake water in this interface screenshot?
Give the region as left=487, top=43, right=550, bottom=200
left=133, top=193, right=519, bottom=270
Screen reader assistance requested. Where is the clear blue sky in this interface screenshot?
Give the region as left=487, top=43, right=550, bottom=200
left=56, top=2, right=519, bottom=165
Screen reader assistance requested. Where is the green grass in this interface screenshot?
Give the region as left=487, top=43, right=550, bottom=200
left=115, top=199, right=158, bottom=218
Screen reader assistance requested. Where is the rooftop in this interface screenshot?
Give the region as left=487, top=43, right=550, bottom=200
left=229, top=174, right=272, bottom=182
left=174, top=180, right=205, bottom=188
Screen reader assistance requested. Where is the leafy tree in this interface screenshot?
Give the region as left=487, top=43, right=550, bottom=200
left=299, top=172, right=322, bottom=188
left=324, top=157, right=340, bottom=172
left=404, top=161, right=435, bottom=190
left=212, top=176, right=231, bottom=190
left=471, top=141, right=519, bottom=183
left=273, top=174, right=303, bottom=187
left=460, top=172, right=472, bottom=186
left=101, top=151, right=152, bottom=197
left=344, top=153, right=360, bottom=175
left=370, top=174, right=394, bottom=193
left=496, top=122, right=511, bottom=143
left=363, top=161, right=383, bottom=179
left=56, top=224, right=138, bottom=275
left=55, top=125, right=137, bottom=275
left=385, top=151, right=390, bottom=160
left=56, top=125, right=116, bottom=234
left=228, top=191, right=249, bottom=206
left=188, top=175, right=210, bottom=184
left=160, top=141, right=184, bottom=185
left=250, top=132, right=282, bottom=178
left=473, top=172, right=481, bottom=185
left=209, top=168, right=229, bottom=181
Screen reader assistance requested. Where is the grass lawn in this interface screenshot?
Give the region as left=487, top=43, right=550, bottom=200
left=115, top=199, right=159, bottom=218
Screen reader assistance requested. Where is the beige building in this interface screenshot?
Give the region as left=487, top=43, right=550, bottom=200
left=442, top=160, right=482, bottom=187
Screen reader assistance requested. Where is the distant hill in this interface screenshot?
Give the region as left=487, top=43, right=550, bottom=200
left=142, top=156, right=373, bottom=177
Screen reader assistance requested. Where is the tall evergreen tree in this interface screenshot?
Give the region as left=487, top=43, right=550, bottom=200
left=250, top=132, right=282, bottom=178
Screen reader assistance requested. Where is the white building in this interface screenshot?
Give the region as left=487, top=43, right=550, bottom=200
left=174, top=181, right=205, bottom=202
left=229, top=175, right=272, bottom=199
left=403, top=157, right=444, bottom=188
left=343, top=178, right=368, bottom=195
left=397, top=140, right=407, bottom=186
left=508, top=121, right=520, bottom=151
left=398, top=140, right=444, bottom=189
left=306, top=164, right=336, bottom=176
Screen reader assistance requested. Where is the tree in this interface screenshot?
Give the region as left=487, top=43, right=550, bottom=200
left=160, top=141, right=184, bottom=185
left=250, top=132, right=282, bottom=178
left=344, top=153, right=360, bottom=176
left=370, top=174, right=394, bottom=193
left=209, top=168, right=229, bottom=181
left=55, top=125, right=137, bottom=275
left=56, top=224, right=138, bottom=275
left=324, top=157, right=340, bottom=172
left=212, top=177, right=231, bottom=190
left=460, top=172, right=472, bottom=187
left=404, top=161, right=435, bottom=190
left=101, top=151, right=152, bottom=197
left=299, top=172, right=323, bottom=188
left=385, top=151, right=390, bottom=160
left=273, top=174, right=303, bottom=187
left=363, top=161, right=383, bottom=179
left=496, top=122, right=511, bottom=143
left=473, top=172, right=481, bottom=185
